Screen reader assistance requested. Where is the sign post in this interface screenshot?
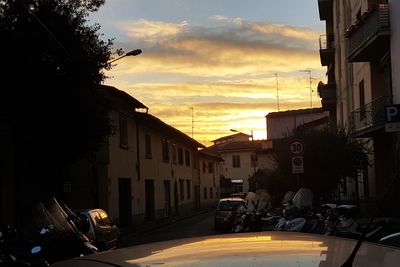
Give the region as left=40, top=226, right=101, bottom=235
left=289, top=140, right=305, bottom=188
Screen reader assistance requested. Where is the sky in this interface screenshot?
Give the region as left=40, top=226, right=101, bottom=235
left=89, top=0, right=327, bottom=145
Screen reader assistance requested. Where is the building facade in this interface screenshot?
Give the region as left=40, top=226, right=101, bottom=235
left=317, top=0, right=400, bottom=214
left=70, top=85, right=204, bottom=226
left=266, top=108, right=329, bottom=139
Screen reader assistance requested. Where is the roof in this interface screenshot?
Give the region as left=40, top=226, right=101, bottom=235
left=209, top=140, right=264, bottom=153
left=296, top=116, right=329, bottom=131
left=52, top=232, right=400, bottom=267
left=134, top=112, right=205, bottom=149
left=198, top=149, right=224, bottom=161
left=99, top=84, right=148, bottom=110
left=212, top=132, right=251, bottom=143
left=266, top=107, right=324, bottom=119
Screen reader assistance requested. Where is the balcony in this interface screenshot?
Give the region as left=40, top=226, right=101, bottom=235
left=347, top=4, right=390, bottom=62
left=319, top=34, right=335, bottom=66
left=350, top=96, right=392, bottom=138
left=318, top=0, right=333, bottom=21
left=317, top=82, right=336, bottom=111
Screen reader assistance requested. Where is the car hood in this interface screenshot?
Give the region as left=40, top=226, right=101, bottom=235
left=51, top=232, right=400, bottom=267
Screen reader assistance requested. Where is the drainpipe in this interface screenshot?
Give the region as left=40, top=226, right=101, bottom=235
left=136, top=120, right=141, bottom=181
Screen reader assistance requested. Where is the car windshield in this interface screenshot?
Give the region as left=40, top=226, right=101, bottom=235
left=218, top=201, right=244, bottom=211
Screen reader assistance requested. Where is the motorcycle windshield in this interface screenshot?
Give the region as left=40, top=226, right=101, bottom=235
left=281, top=191, right=295, bottom=205
left=291, top=188, right=313, bottom=209
left=31, top=198, right=75, bottom=236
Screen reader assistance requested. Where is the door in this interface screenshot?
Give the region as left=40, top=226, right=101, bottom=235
left=118, top=178, right=132, bottom=227
left=145, top=179, right=155, bottom=220
left=164, top=180, right=171, bottom=216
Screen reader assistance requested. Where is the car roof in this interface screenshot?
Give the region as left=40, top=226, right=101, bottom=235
left=51, top=232, right=400, bottom=267
left=219, top=197, right=245, bottom=202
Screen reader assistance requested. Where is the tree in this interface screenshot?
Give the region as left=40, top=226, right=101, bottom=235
left=0, top=0, right=115, bottom=207
left=252, top=128, right=369, bottom=202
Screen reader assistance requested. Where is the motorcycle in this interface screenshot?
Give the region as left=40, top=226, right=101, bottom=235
left=275, top=188, right=315, bottom=232
left=0, top=197, right=97, bottom=266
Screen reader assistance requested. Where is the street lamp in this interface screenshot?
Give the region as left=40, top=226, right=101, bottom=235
left=230, top=129, right=254, bottom=141
left=108, top=49, right=142, bottom=64
left=299, top=69, right=312, bottom=108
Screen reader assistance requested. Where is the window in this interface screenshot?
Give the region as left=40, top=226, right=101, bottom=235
left=162, top=138, right=170, bottom=162
left=178, top=147, right=184, bottom=165
left=185, top=150, right=190, bottom=166
left=202, top=161, right=206, bottom=173
left=208, top=161, right=213, bottom=173
left=172, top=144, right=177, bottom=164
left=179, top=179, right=184, bottom=201
left=204, top=187, right=207, bottom=200
left=186, top=180, right=191, bottom=199
left=145, top=132, right=152, bottom=158
left=232, top=155, right=240, bottom=168
left=359, top=80, right=365, bottom=119
left=119, top=116, right=128, bottom=148
left=251, top=153, right=258, bottom=167
left=210, top=187, right=213, bottom=199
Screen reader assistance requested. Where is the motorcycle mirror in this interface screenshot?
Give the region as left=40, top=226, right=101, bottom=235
left=31, top=246, right=42, bottom=254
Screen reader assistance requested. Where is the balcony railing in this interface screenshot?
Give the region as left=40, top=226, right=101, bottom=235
left=347, top=4, right=390, bottom=62
left=350, top=95, right=392, bottom=136
left=319, top=34, right=335, bottom=66
left=317, top=82, right=336, bottom=111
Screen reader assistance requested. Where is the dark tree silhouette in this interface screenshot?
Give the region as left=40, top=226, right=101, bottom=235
left=0, top=0, right=115, bottom=208
left=251, top=128, right=369, bottom=203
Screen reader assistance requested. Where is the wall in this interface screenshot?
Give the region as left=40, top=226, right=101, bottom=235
left=267, top=111, right=328, bottom=139
left=199, top=157, right=219, bottom=208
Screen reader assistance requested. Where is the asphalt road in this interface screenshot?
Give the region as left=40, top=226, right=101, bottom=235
left=123, top=210, right=216, bottom=247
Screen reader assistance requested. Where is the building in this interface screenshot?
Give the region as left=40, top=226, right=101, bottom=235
left=266, top=108, right=329, bottom=139
left=317, top=0, right=400, bottom=214
left=206, top=133, right=265, bottom=193
left=198, top=149, right=223, bottom=207
left=70, top=85, right=205, bottom=226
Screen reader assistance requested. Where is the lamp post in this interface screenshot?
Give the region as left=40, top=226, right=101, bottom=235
left=108, top=49, right=142, bottom=64
left=299, top=69, right=312, bottom=108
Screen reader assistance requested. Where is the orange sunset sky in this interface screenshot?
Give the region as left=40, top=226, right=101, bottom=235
left=92, top=0, right=327, bottom=145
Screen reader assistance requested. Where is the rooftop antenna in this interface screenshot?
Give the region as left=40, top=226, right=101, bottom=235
left=299, top=69, right=312, bottom=108
left=275, top=73, right=280, bottom=111
left=190, top=107, right=194, bottom=138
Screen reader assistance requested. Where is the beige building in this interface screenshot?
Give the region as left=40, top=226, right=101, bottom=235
left=70, top=85, right=204, bottom=226
left=317, top=0, right=400, bottom=213
left=198, top=150, right=223, bottom=207
left=206, top=133, right=275, bottom=194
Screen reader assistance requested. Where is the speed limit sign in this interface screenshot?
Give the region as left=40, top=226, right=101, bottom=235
left=289, top=140, right=305, bottom=155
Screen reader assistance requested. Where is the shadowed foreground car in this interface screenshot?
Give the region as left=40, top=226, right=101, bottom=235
left=51, top=232, right=400, bottom=266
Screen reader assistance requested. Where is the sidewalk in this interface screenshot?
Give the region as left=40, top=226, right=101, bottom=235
left=120, top=208, right=213, bottom=241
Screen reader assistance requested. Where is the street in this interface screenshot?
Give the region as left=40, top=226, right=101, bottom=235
left=122, top=210, right=216, bottom=247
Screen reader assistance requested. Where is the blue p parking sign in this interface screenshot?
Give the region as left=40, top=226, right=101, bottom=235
left=385, top=104, right=400, bottom=132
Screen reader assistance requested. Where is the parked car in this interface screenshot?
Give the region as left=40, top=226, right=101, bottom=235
left=229, top=192, right=247, bottom=200
left=76, top=209, right=121, bottom=251
left=214, top=197, right=246, bottom=230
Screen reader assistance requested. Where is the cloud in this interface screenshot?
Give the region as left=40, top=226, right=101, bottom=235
left=106, top=17, right=326, bottom=144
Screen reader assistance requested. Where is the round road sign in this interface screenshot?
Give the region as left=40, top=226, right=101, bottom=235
left=289, top=140, right=305, bottom=155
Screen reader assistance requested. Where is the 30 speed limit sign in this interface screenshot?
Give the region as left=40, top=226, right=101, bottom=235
left=289, top=140, right=305, bottom=155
